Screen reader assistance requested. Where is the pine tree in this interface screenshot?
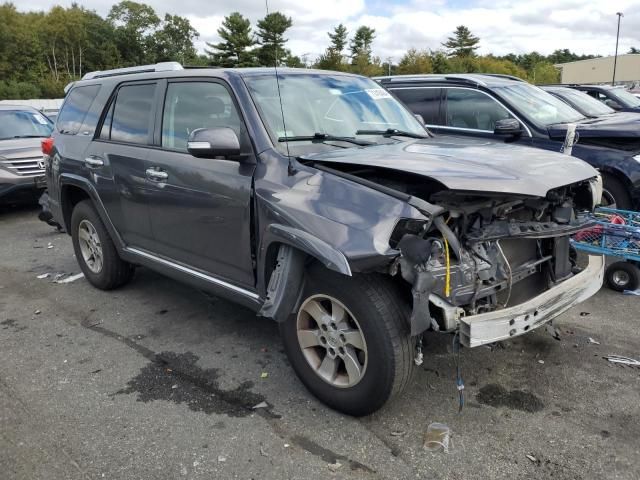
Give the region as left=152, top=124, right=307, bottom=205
left=328, top=23, right=348, bottom=55
left=255, top=12, right=292, bottom=67
left=350, top=26, right=375, bottom=64
left=442, top=25, right=479, bottom=57
left=315, top=24, right=348, bottom=71
left=205, top=12, right=256, bottom=67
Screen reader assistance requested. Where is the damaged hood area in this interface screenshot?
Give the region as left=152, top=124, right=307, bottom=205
left=302, top=136, right=597, bottom=198
left=548, top=115, right=640, bottom=140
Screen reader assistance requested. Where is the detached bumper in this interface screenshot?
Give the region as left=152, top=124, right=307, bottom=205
left=459, top=255, right=604, bottom=348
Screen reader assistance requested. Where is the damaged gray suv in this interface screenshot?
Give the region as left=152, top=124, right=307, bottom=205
left=44, top=63, right=604, bottom=415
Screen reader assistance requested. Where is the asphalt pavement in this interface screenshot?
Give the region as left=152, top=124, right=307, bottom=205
left=1, top=204, right=638, bottom=480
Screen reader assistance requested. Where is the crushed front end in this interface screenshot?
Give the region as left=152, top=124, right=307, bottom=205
left=392, top=178, right=604, bottom=347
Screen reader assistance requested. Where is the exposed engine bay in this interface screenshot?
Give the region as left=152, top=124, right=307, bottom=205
left=317, top=164, right=601, bottom=337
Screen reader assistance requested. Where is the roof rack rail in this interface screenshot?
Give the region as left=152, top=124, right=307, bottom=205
left=480, top=73, right=525, bottom=82
left=82, top=62, right=183, bottom=80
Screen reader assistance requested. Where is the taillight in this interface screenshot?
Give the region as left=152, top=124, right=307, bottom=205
left=41, top=137, right=54, bottom=156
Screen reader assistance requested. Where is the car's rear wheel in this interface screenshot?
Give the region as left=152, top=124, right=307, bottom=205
left=601, top=174, right=632, bottom=210
left=71, top=200, right=133, bottom=290
left=605, top=261, right=639, bottom=292
left=280, top=264, right=414, bottom=416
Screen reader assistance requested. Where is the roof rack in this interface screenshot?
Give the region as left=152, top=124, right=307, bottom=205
left=479, top=73, right=525, bottom=82
left=82, top=62, right=183, bottom=80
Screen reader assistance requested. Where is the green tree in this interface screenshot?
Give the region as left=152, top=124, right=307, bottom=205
left=529, top=62, right=559, bottom=84
left=315, top=24, right=348, bottom=71
left=206, top=12, right=256, bottom=67
left=350, top=26, right=375, bottom=64
left=150, top=14, right=199, bottom=63
left=255, top=12, right=292, bottom=66
left=108, top=1, right=160, bottom=65
left=396, top=48, right=432, bottom=74
left=442, top=25, right=479, bottom=57
left=629, top=47, right=639, bottom=54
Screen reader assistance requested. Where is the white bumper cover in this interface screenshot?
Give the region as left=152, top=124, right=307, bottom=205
left=459, top=255, right=604, bottom=347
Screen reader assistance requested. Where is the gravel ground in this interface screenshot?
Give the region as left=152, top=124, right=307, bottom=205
left=1, top=204, right=639, bottom=480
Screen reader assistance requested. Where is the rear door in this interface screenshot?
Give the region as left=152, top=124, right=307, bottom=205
left=143, top=78, right=256, bottom=287
left=389, top=87, right=443, bottom=127
left=85, top=81, right=158, bottom=250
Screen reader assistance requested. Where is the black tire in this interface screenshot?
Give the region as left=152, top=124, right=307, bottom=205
left=601, top=174, right=632, bottom=210
left=71, top=200, right=133, bottom=290
left=605, top=261, right=640, bottom=292
left=280, top=264, right=414, bottom=416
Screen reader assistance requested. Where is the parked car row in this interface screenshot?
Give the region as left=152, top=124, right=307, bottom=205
left=375, top=74, right=640, bottom=210
left=37, top=62, right=608, bottom=415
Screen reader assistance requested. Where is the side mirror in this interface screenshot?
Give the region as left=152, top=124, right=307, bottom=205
left=414, top=114, right=425, bottom=125
left=494, top=118, right=522, bottom=136
left=187, top=127, right=241, bottom=159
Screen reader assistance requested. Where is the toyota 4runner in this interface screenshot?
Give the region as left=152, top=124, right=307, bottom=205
left=44, top=63, right=604, bottom=415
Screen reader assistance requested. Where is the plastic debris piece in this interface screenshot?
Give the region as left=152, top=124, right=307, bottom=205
left=390, top=430, right=406, bottom=437
left=579, top=312, right=590, bottom=317
left=217, top=455, right=226, bottom=463
left=526, top=454, right=537, bottom=463
left=171, top=384, right=178, bottom=389
left=252, top=401, right=268, bottom=409
left=605, top=355, right=640, bottom=366
left=623, top=289, right=640, bottom=296
left=538, top=360, right=545, bottom=364
left=260, top=446, right=268, bottom=457
left=588, top=337, right=600, bottom=345
left=284, top=443, right=290, bottom=448
left=423, top=422, right=451, bottom=453
left=55, top=273, right=84, bottom=284
left=34, top=310, right=41, bottom=315
left=260, top=372, right=268, bottom=379
left=47, top=243, right=54, bottom=249
left=37, top=273, right=50, bottom=279
left=327, top=462, right=342, bottom=472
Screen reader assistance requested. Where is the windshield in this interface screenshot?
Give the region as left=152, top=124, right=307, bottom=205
left=492, top=83, right=585, bottom=126
left=553, top=89, right=615, bottom=117
left=0, top=110, right=53, bottom=140
left=609, top=88, right=640, bottom=108
left=243, top=73, right=426, bottom=154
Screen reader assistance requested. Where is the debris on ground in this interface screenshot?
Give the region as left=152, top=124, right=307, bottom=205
left=538, top=360, right=545, bottom=364
left=526, top=454, right=538, bottom=463
left=260, top=372, right=268, bottom=379
left=605, top=355, right=640, bottom=367
left=579, top=312, right=590, bottom=317
left=623, top=289, right=640, bottom=296
left=217, top=455, right=226, bottom=463
left=327, top=462, right=342, bottom=472
left=284, top=443, right=290, bottom=448
left=545, top=323, right=561, bottom=341
left=260, top=446, right=268, bottom=457
left=47, top=243, right=54, bottom=249
left=55, top=273, right=84, bottom=284
left=423, top=422, right=451, bottom=453
left=588, top=337, right=600, bottom=345
left=34, top=309, right=41, bottom=315
left=36, top=273, right=50, bottom=279
left=252, top=401, right=269, bottom=409
left=390, top=430, right=406, bottom=437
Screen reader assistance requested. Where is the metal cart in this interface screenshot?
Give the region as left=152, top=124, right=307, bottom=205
left=571, top=207, right=640, bottom=292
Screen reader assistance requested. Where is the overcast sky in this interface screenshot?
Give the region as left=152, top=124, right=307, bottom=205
left=20, top=0, right=640, bottom=62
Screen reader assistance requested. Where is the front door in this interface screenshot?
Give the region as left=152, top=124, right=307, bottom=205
left=143, top=79, right=256, bottom=288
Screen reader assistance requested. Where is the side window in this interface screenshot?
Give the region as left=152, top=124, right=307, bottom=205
left=444, top=89, right=513, bottom=131
left=391, top=88, right=441, bottom=125
left=108, top=83, right=156, bottom=145
left=57, top=85, right=101, bottom=135
left=162, top=82, right=242, bottom=152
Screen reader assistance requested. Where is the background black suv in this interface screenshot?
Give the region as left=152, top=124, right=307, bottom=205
left=377, top=74, right=640, bottom=210
left=564, top=84, right=640, bottom=113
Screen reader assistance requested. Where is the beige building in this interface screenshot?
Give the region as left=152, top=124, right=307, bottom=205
left=556, top=54, right=640, bottom=84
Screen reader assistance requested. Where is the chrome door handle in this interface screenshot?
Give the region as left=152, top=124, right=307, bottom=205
left=84, top=156, right=104, bottom=168
left=146, top=168, right=168, bottom=181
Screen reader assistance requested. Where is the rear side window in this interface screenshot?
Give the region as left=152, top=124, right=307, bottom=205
left=57, top=85, right=101, bottom=135
left=391, top=88, right=441, bottom=125
left=105, top=83, right=156, bottom=145
left=444, top=88, right=513, bottom=131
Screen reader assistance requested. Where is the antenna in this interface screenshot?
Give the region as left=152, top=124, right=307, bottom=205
left=265, top=0, right=295, bottom=174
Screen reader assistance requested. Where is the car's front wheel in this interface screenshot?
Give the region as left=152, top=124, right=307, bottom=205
left=71, top=200, right=134, bottom=290
left=280, top=264, right=414, bottom=416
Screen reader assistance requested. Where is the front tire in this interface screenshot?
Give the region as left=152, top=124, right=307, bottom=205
left=71, top=200, right=133, bottom=290
left=280, top=265, right=414, bottom=416
left=601, top=174, right=632, bottom=210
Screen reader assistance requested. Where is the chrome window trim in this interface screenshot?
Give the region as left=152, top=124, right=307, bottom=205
left=125, top=247, right=260, bottom=300
left=389, top=85, right=533, bottom=138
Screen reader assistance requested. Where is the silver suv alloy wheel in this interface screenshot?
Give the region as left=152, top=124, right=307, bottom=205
left=296, top=294, right=368, bottom=388
left=78, top=219, right=103, bottom=274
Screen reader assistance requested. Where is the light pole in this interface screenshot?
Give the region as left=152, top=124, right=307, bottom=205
left=613, top=12, right=624, bottom=85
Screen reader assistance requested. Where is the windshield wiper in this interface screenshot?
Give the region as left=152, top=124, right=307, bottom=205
left=278, top=133, right=374, bottom=146
left=11, top=135, right=46, bottom=139
left=356, top=128, right=428, bottom=139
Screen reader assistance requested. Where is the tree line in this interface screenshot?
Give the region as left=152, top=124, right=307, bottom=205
left=0, top=2, right=626, bottom=99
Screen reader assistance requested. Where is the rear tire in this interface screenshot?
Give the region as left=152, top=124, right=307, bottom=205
left=280, top=264, right=414, bottom=416
left=605, top=261, right=639, bottom=292
left=71, top=200, right=133, bottom=290
left=601, top=174, right=632, bottom=210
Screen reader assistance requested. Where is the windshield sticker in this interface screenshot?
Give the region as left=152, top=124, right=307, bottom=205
left=329, top=88, right=342, bottom=95
left=365, top=89, right=392, bottom=100
left=33, top=113, right=49, bottom=125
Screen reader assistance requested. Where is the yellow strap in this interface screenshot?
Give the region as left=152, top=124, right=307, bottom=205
left=444, top=237, right=451, bottom=297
